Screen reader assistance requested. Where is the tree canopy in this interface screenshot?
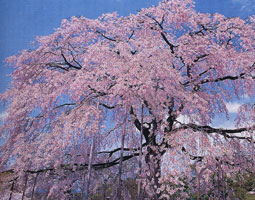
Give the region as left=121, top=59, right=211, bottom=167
left=1, top=0, right=255, bottom=199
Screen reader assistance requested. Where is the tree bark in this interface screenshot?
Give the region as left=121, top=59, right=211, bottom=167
left=145, top=144, right=162, bottom=199
left=8, top=178, right=16, bottom=200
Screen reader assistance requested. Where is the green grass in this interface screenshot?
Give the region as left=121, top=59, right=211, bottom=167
left=246, top=193, right=255, bottom=200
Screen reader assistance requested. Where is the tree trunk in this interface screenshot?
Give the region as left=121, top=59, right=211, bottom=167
left=117, top=105, right=127, bottom=200
left=131, top=107, right=167, bottom=199
left=9, top=178, right=16, bottom=200
left=145, top=144, right=163, bottom=199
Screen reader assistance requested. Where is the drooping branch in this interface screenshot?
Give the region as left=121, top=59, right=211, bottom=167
left=26, top=153, right=140, bottom=174
left=0, top=152, right=140, bottom=188
left=181, top=60, right=254, bottom=88
left=21, top=172, right=28, bottom=200
left=31, top=173, right=38, bottom=200
left=182, top=146, right=254, bottom=168
left=200, top=72, right=246, bottom=84
left=117, top=105, right=127, bottom=199
left=137, top=104, right=144, bottom=200
left=198, top=63, right=255, bottom=85
left=174, top=122, right=254, bottom=142
left=98, top=143, right=148, bottom=158
left=83, top=99, right=99, bottom=200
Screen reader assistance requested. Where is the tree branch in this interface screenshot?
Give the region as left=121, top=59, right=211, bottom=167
left=98, top=143, right=148, bottom=158
left=99, top=103, right=117, bottom=109
left=61, top=53, right=82, bottom=70
left=145, top=14, right=177, bottom=54
left=173, top=122, right=254, bottom=142
left=96, top=30, right=117, bottom=42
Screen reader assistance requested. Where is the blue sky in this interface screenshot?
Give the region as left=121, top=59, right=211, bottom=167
left=0, top=0, right=255, bottom=123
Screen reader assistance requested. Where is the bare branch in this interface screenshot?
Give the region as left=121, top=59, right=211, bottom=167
left=96, top=30, right=117, bottom=42
left=61, top=53, right=82, bottom=70
left=173, top=122, right=254, bottom=142
left=98, top=142, right=147, bottom=158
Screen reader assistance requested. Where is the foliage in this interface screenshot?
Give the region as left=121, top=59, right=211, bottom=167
left=0, top=0, right=255, bottom=199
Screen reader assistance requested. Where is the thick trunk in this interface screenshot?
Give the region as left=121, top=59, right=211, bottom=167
left=130, top=104, right=172, bottom=199
left=144, top=144, right=163, bottom=199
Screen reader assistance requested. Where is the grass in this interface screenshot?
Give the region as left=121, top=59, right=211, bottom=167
left=246, top=193, right=255, bottom=200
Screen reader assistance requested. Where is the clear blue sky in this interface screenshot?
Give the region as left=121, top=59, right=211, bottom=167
left=0, top=0, right=254, bottom=115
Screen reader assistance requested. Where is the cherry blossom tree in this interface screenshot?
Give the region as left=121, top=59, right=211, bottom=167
left=1, top=0, right=255, bottom=199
